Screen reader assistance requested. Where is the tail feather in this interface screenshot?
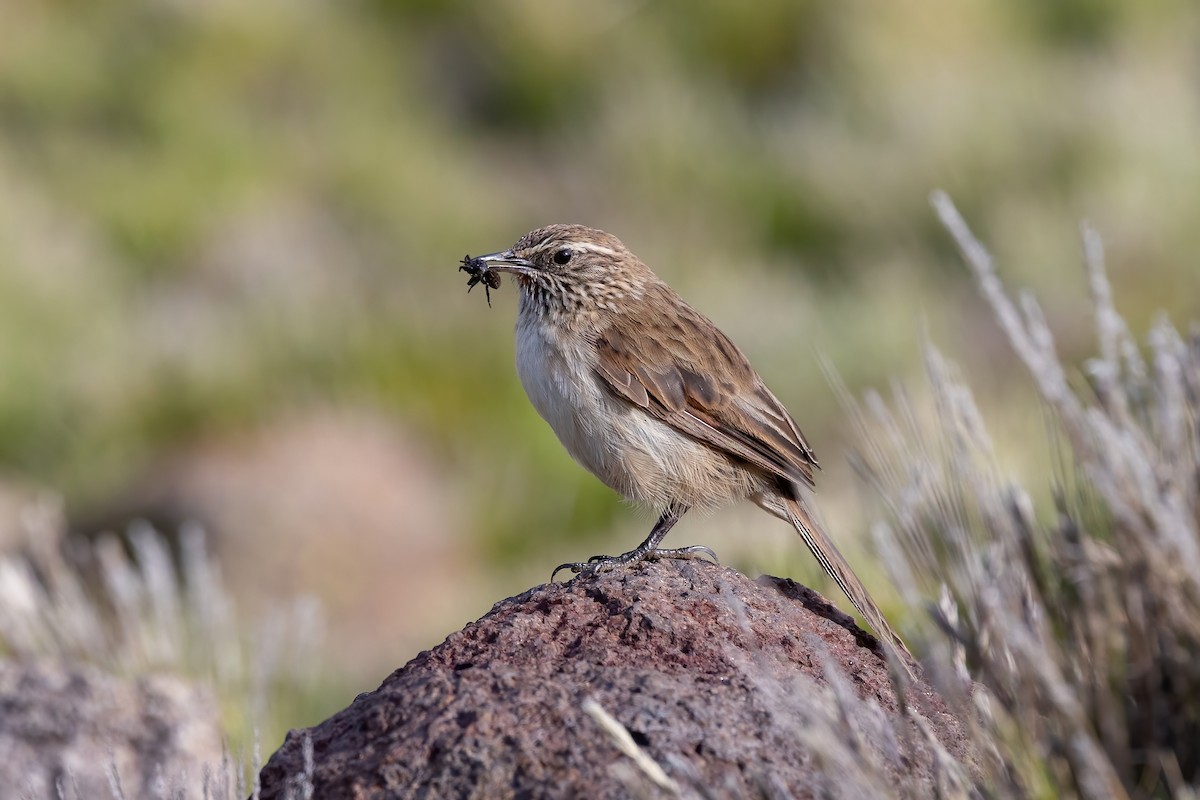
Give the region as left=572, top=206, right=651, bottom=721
left=782, top=497, right=914, bottom=672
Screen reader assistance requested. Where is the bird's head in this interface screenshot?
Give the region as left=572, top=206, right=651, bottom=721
left=473, top=224, right=654, bottom=321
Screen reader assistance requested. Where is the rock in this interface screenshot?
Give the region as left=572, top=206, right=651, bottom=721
left=0, top=480, right=54, bottom=555
left=258, top=560, right=973, bottom=799
left=76, top=410, right=478, bottom=682
left=0, top=659, right=226, bottom=799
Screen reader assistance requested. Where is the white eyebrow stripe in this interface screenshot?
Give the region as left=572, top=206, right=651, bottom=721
left=575, top=243, right=617, bottom=256
left=528, top=240, right=618, bottom=258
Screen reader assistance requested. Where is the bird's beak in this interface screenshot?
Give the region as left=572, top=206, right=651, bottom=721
left=476, top=250, right=536, bottom=275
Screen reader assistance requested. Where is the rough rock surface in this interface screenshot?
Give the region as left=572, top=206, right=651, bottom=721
left=259, top=560, right=972, bottom=799
left=0, top=659, right=225, bottom=799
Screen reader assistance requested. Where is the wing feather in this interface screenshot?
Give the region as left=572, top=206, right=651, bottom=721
left=592, top=289, right=818, bottom=489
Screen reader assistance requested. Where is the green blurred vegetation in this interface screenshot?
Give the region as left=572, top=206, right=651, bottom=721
left=1, top=0, right=1199, bottom=747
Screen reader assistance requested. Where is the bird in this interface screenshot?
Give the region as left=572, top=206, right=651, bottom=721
left=466, top=224, right=910, bottom=660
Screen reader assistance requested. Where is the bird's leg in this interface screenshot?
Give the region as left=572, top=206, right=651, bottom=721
left=551, top=506, right=718, bottom=581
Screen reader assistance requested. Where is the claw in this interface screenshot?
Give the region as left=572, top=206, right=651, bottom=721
left=550, top=545, right=719, bottom=583
left=551, top=561, right=587, bottom=582
left=651, top=545, right=720, bottom=564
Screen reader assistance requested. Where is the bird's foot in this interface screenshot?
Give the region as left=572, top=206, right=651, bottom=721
left=550, top=545, right=719, bottom=582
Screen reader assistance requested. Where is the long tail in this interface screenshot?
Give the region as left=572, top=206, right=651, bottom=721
left=780, top=497, right=914, bottom=670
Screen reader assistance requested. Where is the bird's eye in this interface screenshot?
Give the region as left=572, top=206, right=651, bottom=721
left=553, top=248, right=573, bottom=266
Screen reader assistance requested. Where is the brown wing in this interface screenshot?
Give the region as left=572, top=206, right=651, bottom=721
left=593, top=286, right=819, bottom=490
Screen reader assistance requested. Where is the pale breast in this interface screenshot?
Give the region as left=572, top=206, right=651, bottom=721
left=513, top=311, right=758, bottom=510
left=514, top=314, right=620, bottom=484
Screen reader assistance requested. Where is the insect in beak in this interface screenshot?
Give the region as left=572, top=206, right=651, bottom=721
left=459, top=251, right=535, bottom=307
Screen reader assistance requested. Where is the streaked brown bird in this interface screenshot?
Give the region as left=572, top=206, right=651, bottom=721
left=469, top=224, right=909, bottom=659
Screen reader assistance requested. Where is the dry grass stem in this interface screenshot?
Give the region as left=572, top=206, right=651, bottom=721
left=844, top=192, right=1199, bottom=797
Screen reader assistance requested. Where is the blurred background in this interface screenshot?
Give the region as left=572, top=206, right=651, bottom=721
left=1, top=0, right=1199, bottom=752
